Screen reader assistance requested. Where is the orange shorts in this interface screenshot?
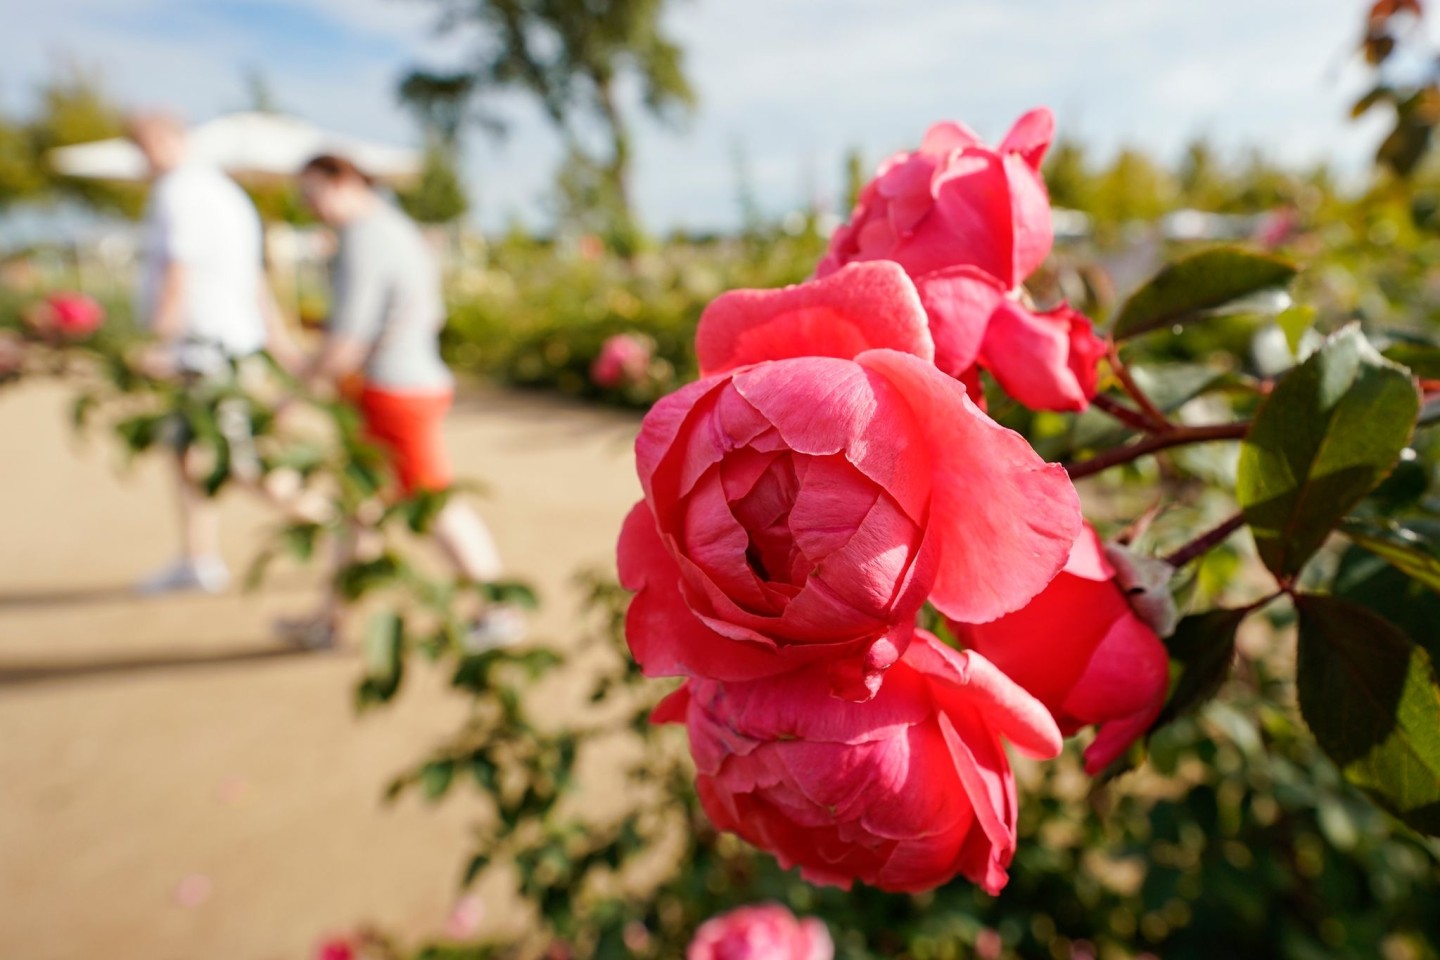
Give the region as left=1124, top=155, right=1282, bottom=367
left=358, top=385, right=455, bottom=495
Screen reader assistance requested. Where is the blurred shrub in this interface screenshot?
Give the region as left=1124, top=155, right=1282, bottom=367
left=440, top=224, right=827, bottom=408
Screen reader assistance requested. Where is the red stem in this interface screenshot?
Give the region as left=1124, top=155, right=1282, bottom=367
left=1065, top=422, right=1250, bottom=480
left=1091, top=393, right=1158, bottom=433
left=1164, top=513, right=1247, bottom=567
left=1107, top=342, right=1170, bottom=430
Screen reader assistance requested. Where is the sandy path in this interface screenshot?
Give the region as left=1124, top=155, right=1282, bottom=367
left=0, top=380, right=642, bottom=960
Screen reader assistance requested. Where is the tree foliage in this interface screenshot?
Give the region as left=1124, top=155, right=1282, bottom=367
left=401, top=0, right=697, bottom=232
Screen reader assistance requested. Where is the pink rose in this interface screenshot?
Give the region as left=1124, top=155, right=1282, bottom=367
left=687, top=903, right=833, bottom=960
left=949, top=524, right=1171, bottom=775
left=314, top=937, right=357, bottom=960
left=656, top=631, right=1064, bottom=894
left=591, top=332, right=654, bottom=389
left=818, top=111, right=1054, bottom=289
left=818, top=110, right=1105, bottom=412
left=619, top=262, right=1080, bottom=700
left=44, top=292, right=105, bottom=338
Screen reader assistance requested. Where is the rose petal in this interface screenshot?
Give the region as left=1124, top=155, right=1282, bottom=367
left=980, top=300, right=1099, bottom=412
left=856, top=349, right=1080, bottom=624
left=618, top=502, right=786, bottom=681
left=998, top=107, right=1055, bottom=171
left=696, top=262, right=934, bottom=376
left=913, top=266, right=1006, bottom=378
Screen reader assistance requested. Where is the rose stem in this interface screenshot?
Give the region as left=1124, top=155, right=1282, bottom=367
left=1163, top=512, right=1247, bottom=567
left=1107, top=341, right=1170, bottom=430
left=1091, top=393, right=1158, bottom=433
left=1063, top=422, right=1251, bottom=480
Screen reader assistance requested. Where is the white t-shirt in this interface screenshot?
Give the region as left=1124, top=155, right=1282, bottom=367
left=139, top=164, right=266, bottom=371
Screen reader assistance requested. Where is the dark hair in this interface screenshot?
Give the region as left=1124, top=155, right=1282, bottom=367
left=300, top=153, right=374, bottom=186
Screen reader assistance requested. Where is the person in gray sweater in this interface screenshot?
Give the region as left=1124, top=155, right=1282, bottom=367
left=279, top=153, right=519, bottom=649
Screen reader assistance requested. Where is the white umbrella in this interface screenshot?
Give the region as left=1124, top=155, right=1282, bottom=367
left=47, top=111, right=422, bottom=184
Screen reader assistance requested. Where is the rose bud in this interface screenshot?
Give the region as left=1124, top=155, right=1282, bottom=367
left=949, top=523, right=1171, bottom=774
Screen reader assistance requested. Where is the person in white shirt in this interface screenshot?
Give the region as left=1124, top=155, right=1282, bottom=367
left=129, top=111, right=288, bottom=595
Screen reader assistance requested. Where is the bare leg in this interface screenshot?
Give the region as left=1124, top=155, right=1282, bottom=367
left=434, top=498, right=503, bottom=582
left=176, top=449, right=222, bottom=561
left=136, top=449, right=229, bottom=594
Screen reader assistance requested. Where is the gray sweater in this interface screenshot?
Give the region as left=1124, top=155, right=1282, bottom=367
left=329, top=201, right=453, bottom=391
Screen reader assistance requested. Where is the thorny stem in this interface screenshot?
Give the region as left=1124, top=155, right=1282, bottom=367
left=1163, top=512, right=1247, bottom=567
left=1064, top=421, right=1251, bottom=480
left=1107, top=341, right=1170, bottom=430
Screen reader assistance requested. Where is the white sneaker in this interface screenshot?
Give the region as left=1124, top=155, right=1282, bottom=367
left=463, top=605, right=528, bottom=653
left=134, top=557, right=232, bottom=596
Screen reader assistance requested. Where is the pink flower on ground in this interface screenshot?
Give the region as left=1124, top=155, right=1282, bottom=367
left=688, top=903, right=834, bottom=960
left=657, top=632, right=1064, bottom=894
left=619, top=261, right=1080, bottom=700
left=949, top=524, right=1171, bottom=775
left=818, top=110, right=1105, bottom=412
left=44, top=292, right=105, bottom=338
left=445, top=893, right=484, bottom=939
left=314, top=937, right=357, bottom=960
left=591, top=332, right=654, bottom=388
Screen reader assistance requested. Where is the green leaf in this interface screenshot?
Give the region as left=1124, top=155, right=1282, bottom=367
left=280, top=522, right=321, bottom=563
left=1382, top=340, right=1440, bottom=379
left=1295, top=594, right=1440, bottom=836
left=1112, top=246, right=1298, bottom=340
left=1335, top=545, right=1440, bottom=663
left=1150, top=608, right=1249, bottom=734
left=480, top=579, right=540, bottom=609
left=336, top=553, right=405, bottom=601
left=1237, top=325, right=1420, bottom=579
left=420, top=759, right=455, bottom=800
left=462, top=853, right=490, bottom=886
left=357, top=611, right=405, bottom=706
left=1276, top=305, right=1317, bottom=357
left=1342, top=521, right=1440, bottom=594
left=1352, top=85, right=1395, bottom=119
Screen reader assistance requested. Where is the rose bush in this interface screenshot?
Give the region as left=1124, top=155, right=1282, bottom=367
left=619, top=261, right=1081, bottom=700
left=949, top=524, right=1171, bottom=774
left=817, top=109, right=1104, bottom=411
left=687, top=903, right=833, bottom=960
left=655, top=631, right=1064, bottom=894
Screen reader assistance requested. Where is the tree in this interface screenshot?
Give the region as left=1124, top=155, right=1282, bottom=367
left=1042, top=137, right=1093, bottom=212
left=0, top=115, right=44, bottom=208
left=402, top=0, right=697, bottom=232
left=28, top=66, right=144, bottom=217
left=397, top=144, right=471, bottom=225
left=1176, top=137, right=1232, bottom=211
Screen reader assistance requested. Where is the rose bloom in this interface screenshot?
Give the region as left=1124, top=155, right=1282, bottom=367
left=314, top=937, right=357, bottom=960
left=949, top=524, right=1171, bottom=775
left=44, top=292, right=105, bottom=338
left=817, top=109, right=1104, bottom=412
left=657, top=631, right=1064, bottom=894
left=688, top=903, right=833, bottom=960
left=619, top=261, right=1080, bottom=700
left=591, top=332, right=654, bottom=389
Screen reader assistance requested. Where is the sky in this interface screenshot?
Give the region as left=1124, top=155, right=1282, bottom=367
left=0, top=0, right=1404, bottom=231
